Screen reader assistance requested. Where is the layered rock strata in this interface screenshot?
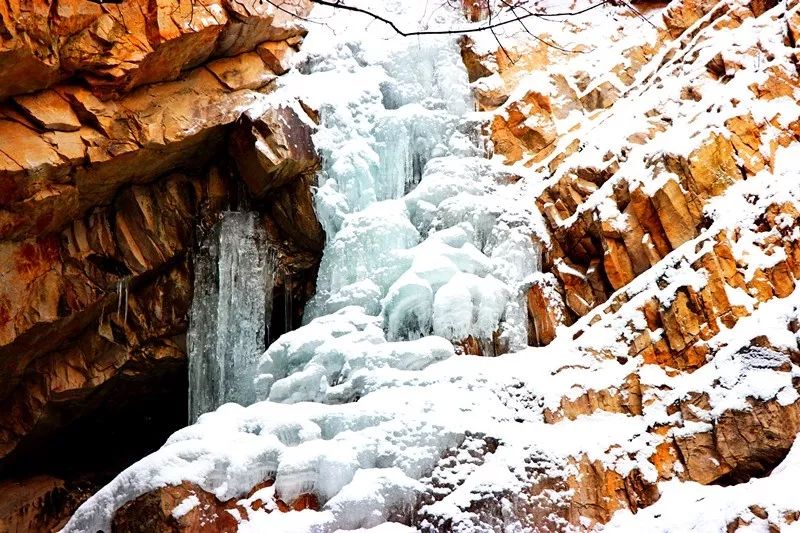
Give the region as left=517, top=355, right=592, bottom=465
left=0, top=0, right=322, bottom=528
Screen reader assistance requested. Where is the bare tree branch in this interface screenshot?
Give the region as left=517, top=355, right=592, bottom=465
left=290, top=0, right=613, bottom=37
left=496, top=0, right=585, bottom=54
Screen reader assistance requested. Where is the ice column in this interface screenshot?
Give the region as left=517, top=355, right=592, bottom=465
left=188, top=211, right=274, bottom=422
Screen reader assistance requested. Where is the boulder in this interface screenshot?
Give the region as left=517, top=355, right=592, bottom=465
left=675, top=397, right=800, bottom=485
left=230, top=105, right=319, bottom=198
left=112, top=480, right=319, bottom=531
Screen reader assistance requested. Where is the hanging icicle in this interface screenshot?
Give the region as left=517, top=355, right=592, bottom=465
left=187, top=211, right=276, bottom=422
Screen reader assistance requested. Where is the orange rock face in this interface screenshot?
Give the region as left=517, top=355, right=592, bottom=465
left=0, top=475, right=101, bottom=533
left=0, top=0, right=312, bottom=243
left=0, top=0, right=310, bottom=100
left=111, top=480, right=319, bottom=532
left=674, top=397, right=800, bottom=485
left=0, top=2, right=323, bottom=528
left=491, top=91, right=557, bottom=164
left=0, top=172, right=221, bottom=461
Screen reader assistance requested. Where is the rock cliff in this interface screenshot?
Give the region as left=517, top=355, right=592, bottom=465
left=0, top=0, right=321, bottom=530
left=475, top=0, right=800, bottom=527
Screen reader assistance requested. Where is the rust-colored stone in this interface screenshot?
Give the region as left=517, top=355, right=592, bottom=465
left=230, top=105, right=320, bottom=198
left=491, top=91, right=557, bottom=163
left=0, top=0, right=311, bottom=101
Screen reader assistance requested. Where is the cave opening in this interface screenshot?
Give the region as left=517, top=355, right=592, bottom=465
left=711, top=442, right=794, bottom=487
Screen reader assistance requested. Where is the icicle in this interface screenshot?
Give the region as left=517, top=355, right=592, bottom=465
left=123, top=279, right=129, bottom=326
left=116, top=279, right=123, bottom=320
left=187, top=211, right=276, bottom=422
left=98, top=302, right=106, bottom=334
left=114, top=277, right=131, bottom=325
left=284, top=282, right=292, bottom=334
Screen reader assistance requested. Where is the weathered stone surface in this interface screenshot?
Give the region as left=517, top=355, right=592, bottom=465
left=603, top=237, right=636, bottom=290
left=580, top=81, right=621, bottom=111
left=207, top=52, right=278, bottom=91
left=567, top=457, right=660, bottom=526
left=664, top=134, right=742, bottom=206
left=256, top=40, right=299, bottom=75
left=459, top=36, right=494, bottom=83
left=0, top=475, right=100, bottom=533
left=112, top=482, right=239, bottom=533
left=112, top=480, right=319, bottom=531
left=675, top=397, right=800, bottom=485
left=491, top=91, right=557, bottom=164
left=473, top=74, right=510, bottom=111
left=527, top=274, right=568, bottom=346
left=461, top=0, right=491, bottom=22
left=545, top=374, right=643, bottom=423
left=0, top=255, right=194, bottom=460
left=0, top=54, right=282, bottom=241
left=13, top=91, right=81, bottom=132
left=262, top=173, right=325, bottom=253
left=663, top=0, right=723, bottom=38
left=0, top=172, right=216, bottom=359
left=230, top=105, right=319, bottom=197
left=215, top=0, right=308, bottom=57
left=0, top=0, right=311, bottom=101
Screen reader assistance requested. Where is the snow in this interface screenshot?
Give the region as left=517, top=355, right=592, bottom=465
left=256, top=306, right=455, bottom=404
left=171, top=494, right=200, bottom=519
left=64, top=0, right=800, bottom=531
left=604, top=437, right=800, bottom=533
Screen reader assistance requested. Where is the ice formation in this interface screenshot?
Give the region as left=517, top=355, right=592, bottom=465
left=188, top=211, right=275, bottom=422
left=64, top=4, right=546, bottom=530
left=255, top=36, right=544, bottom=402
left=304, top=26, right=540, bottom=339
left=65, top=0, right=800, bottom=530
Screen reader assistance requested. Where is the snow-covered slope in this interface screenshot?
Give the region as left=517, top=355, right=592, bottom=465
left=65, top=0, right=800, bottom=531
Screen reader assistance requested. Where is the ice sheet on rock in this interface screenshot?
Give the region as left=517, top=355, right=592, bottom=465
left=305, top=36, right=473, bottom=244
left=307, top=200, right=420, bottom=320
left=256, top=306, right=455, bottom=404
left=323, top=469, right=424, bottom=530
left=373, top=106, right=456, bottom=199
left=188, top=211, right=274, bottom=422
left=432, top=273, right=510, bottom=341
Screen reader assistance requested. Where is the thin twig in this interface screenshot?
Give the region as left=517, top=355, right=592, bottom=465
left=497, top=0, right=586, bottom=54
left=488, top=3, right=515, bottom=65
left=616, top=0, right=658, bottom=29
left=301, top=0, right=611, bottom=37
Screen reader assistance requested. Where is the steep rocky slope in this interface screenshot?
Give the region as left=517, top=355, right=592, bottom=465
left=4, top=0, right=800, bottom=531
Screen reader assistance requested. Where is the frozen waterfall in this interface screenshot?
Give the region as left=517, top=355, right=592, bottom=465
left=188, top=211, right=274, bottom=422
left=63, top=7, right=551, bottom=532
left=256, top=33, right=545, bottom=404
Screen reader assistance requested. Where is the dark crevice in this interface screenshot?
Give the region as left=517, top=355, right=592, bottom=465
left=87, top=253, right=133, bottom=278
left=0, top=356, right=187, bottom=481
left=711, top=445, right=791, bottom=486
